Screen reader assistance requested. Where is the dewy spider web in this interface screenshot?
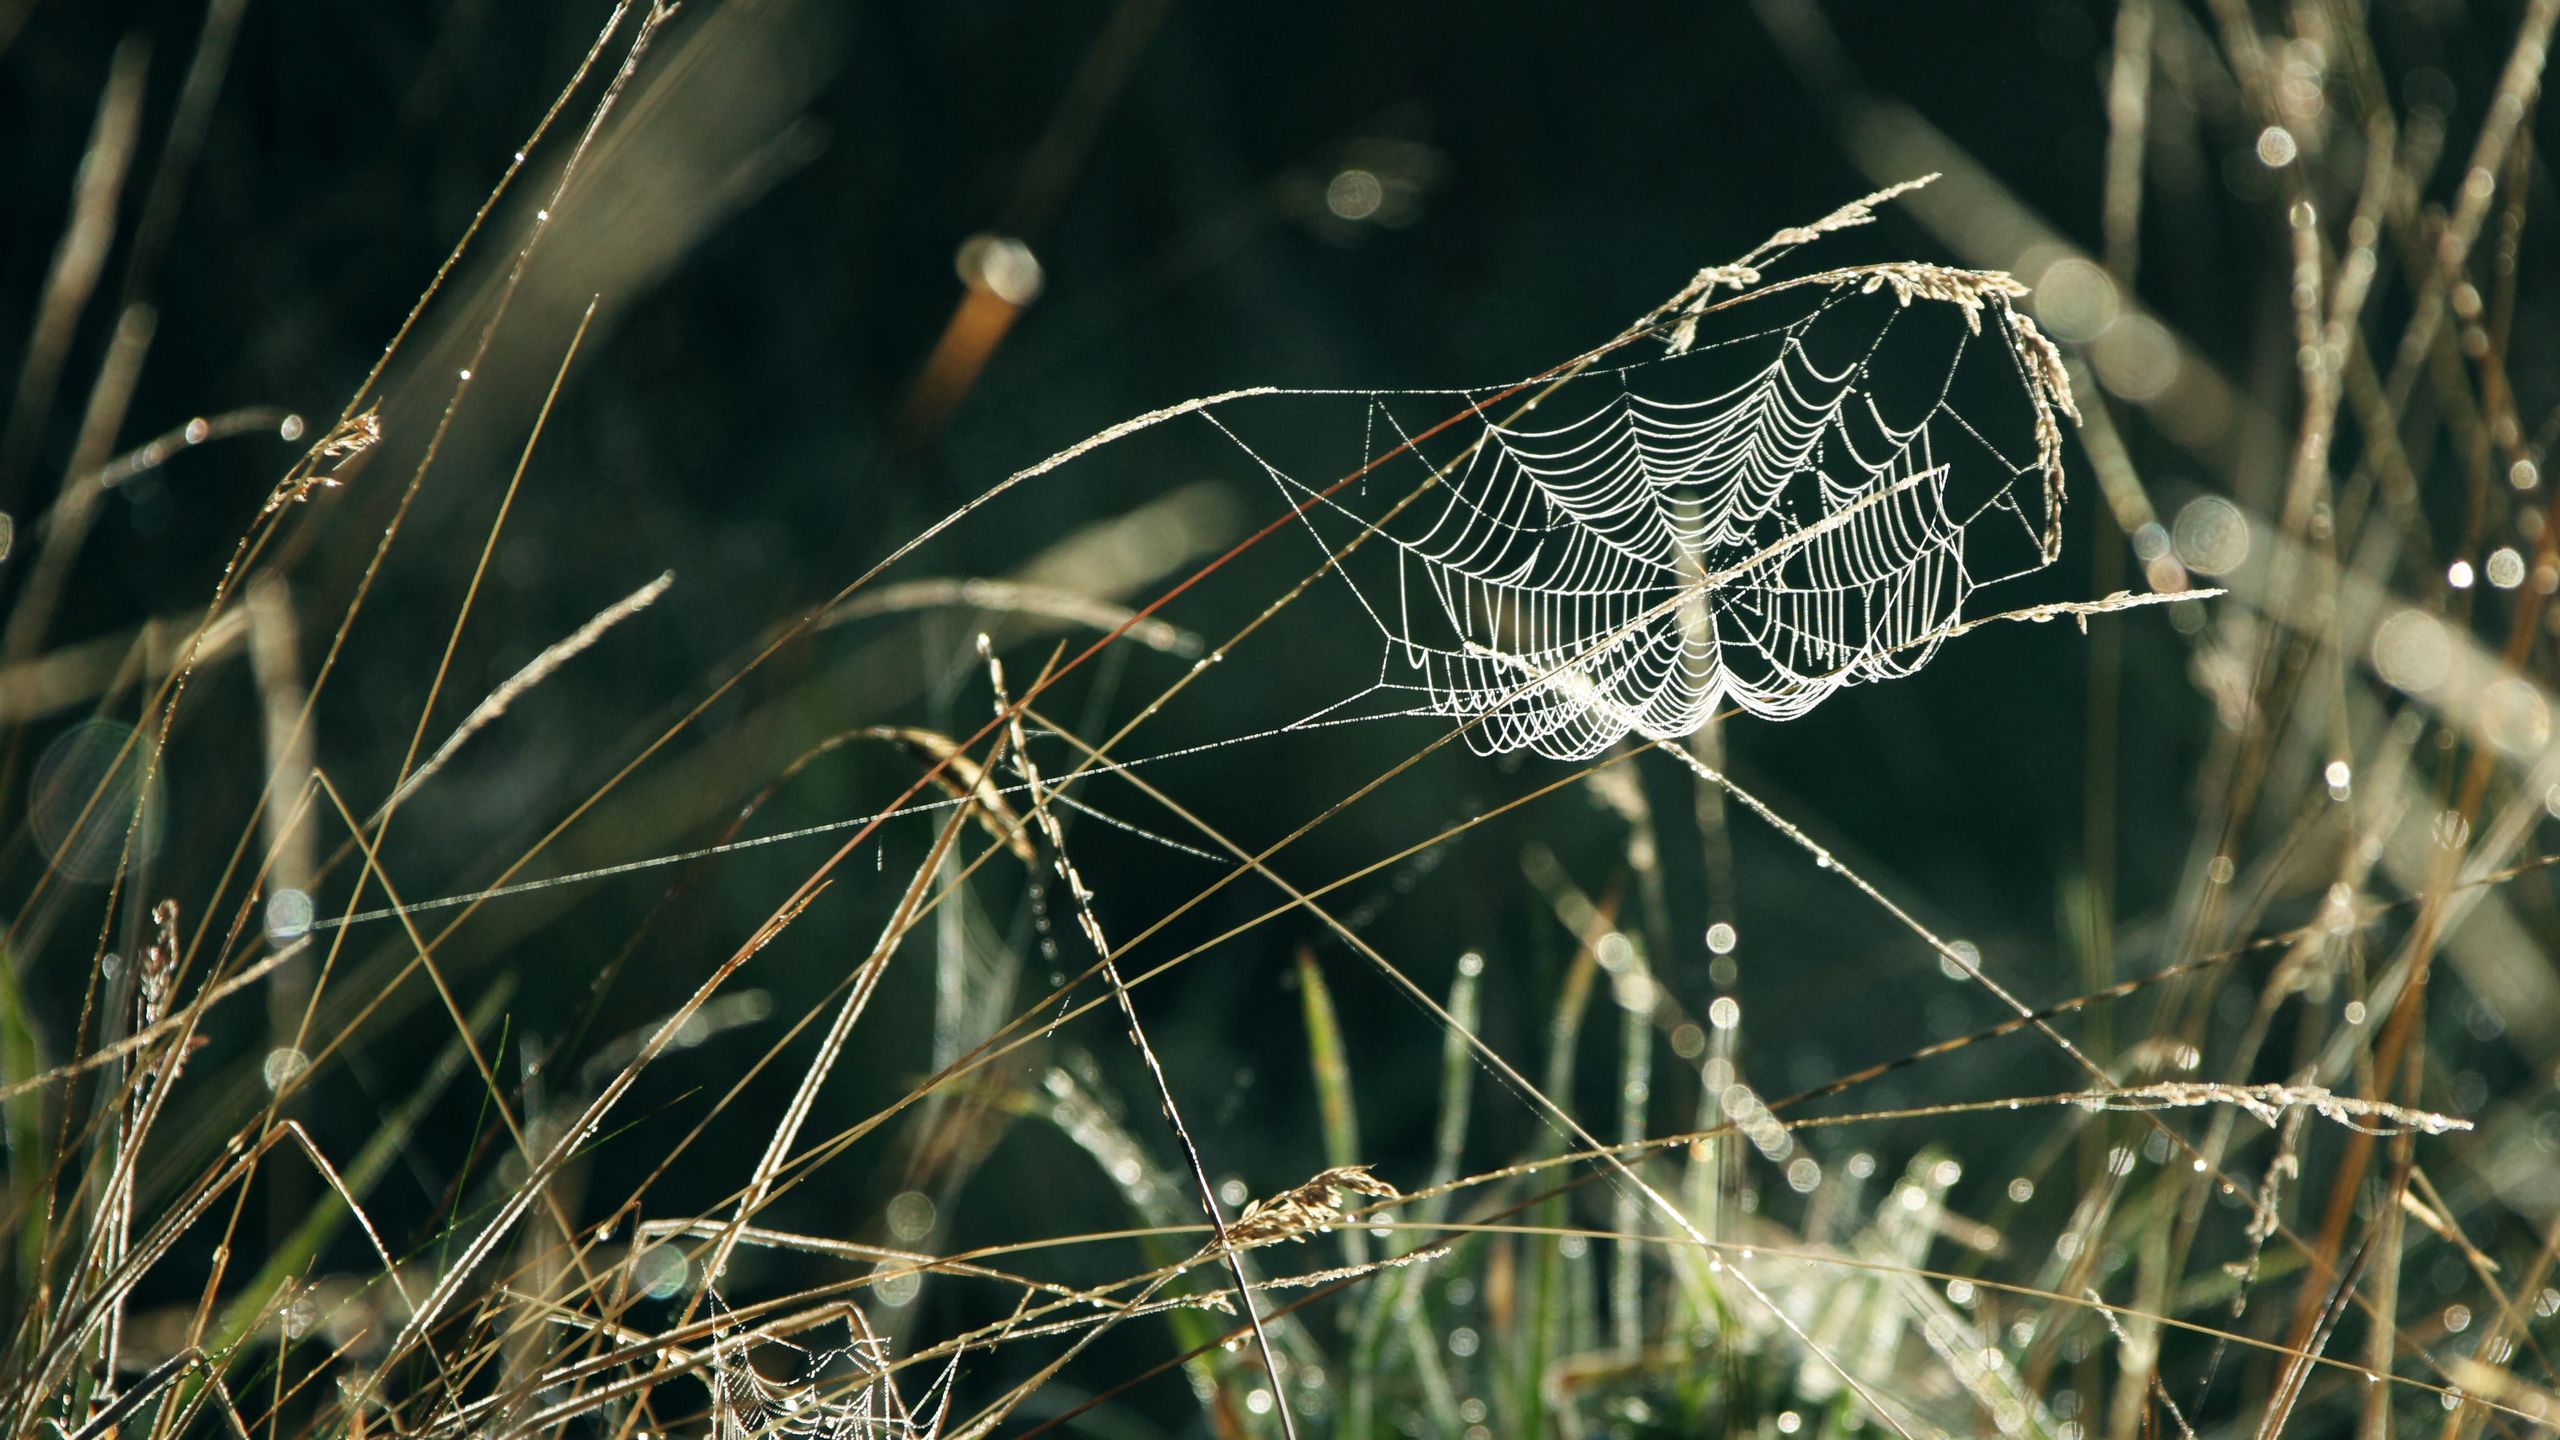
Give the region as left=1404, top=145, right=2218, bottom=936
left=1197, top=266, right=2075, bottom=761
left=310, top=184, right=2081, bottom=931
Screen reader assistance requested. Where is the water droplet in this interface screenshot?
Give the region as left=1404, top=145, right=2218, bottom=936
left=886, top=1189, right=938, bottom=1241
left=954, top=234, right=1044, bottom=306
left=871, top=1256, right=920, bottom=1307
left=2173, top=496, right=2252, bottom=576
left=262, top=1048, right=310, bottom=1092
left=1325, top=169, right=1385, bottom=222
left=2373, top=608, right=2453, bottom=694
left=266, top=888, right=315, bottom=944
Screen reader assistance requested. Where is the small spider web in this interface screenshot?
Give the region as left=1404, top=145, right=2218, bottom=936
left=1189, top=265, right=2074, bottom=761
left=703, top=1302, right=958, bottom=1440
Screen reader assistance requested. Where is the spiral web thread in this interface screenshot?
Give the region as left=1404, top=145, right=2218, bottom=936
left=1204, top=262, right=2076, bottom=761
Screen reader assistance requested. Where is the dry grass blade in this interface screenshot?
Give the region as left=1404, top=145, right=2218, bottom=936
left=857, top=727, right=1037, bottom=865
left=824, top=577, right=1202, bottom=658
left=697, top=779, right=978, bottom=1289
left=385, top=568, right=673, bottom=812
left=972, top=639, right=1299, bottom=1440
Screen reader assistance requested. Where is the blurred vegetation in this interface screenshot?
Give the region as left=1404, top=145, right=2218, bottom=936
left=2, top=1, right=2558, bottom=1437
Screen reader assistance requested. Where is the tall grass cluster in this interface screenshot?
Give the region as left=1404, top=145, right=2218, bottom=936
left=2, top=2, right=2557, bottom=1437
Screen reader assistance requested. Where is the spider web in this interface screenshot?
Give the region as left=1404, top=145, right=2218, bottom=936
left=1186, top=266, right=2075, bottom=761
left=310, top=200, right=2086, bottom=930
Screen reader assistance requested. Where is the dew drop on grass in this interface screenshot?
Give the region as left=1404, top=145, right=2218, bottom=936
left=262, top=1048, right=309, bottom=1092
left=887, top=1189, right=938, bottom=1241
left=266, top=888, right=314, bottom=944
left=632, top=1245, right=690, bottom=1301
left=2373, top=609, right=2452, bottom=693
left=2173, top=496, right=2251, bottom=575
left=872, top=1259, right=920, bottom=1307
